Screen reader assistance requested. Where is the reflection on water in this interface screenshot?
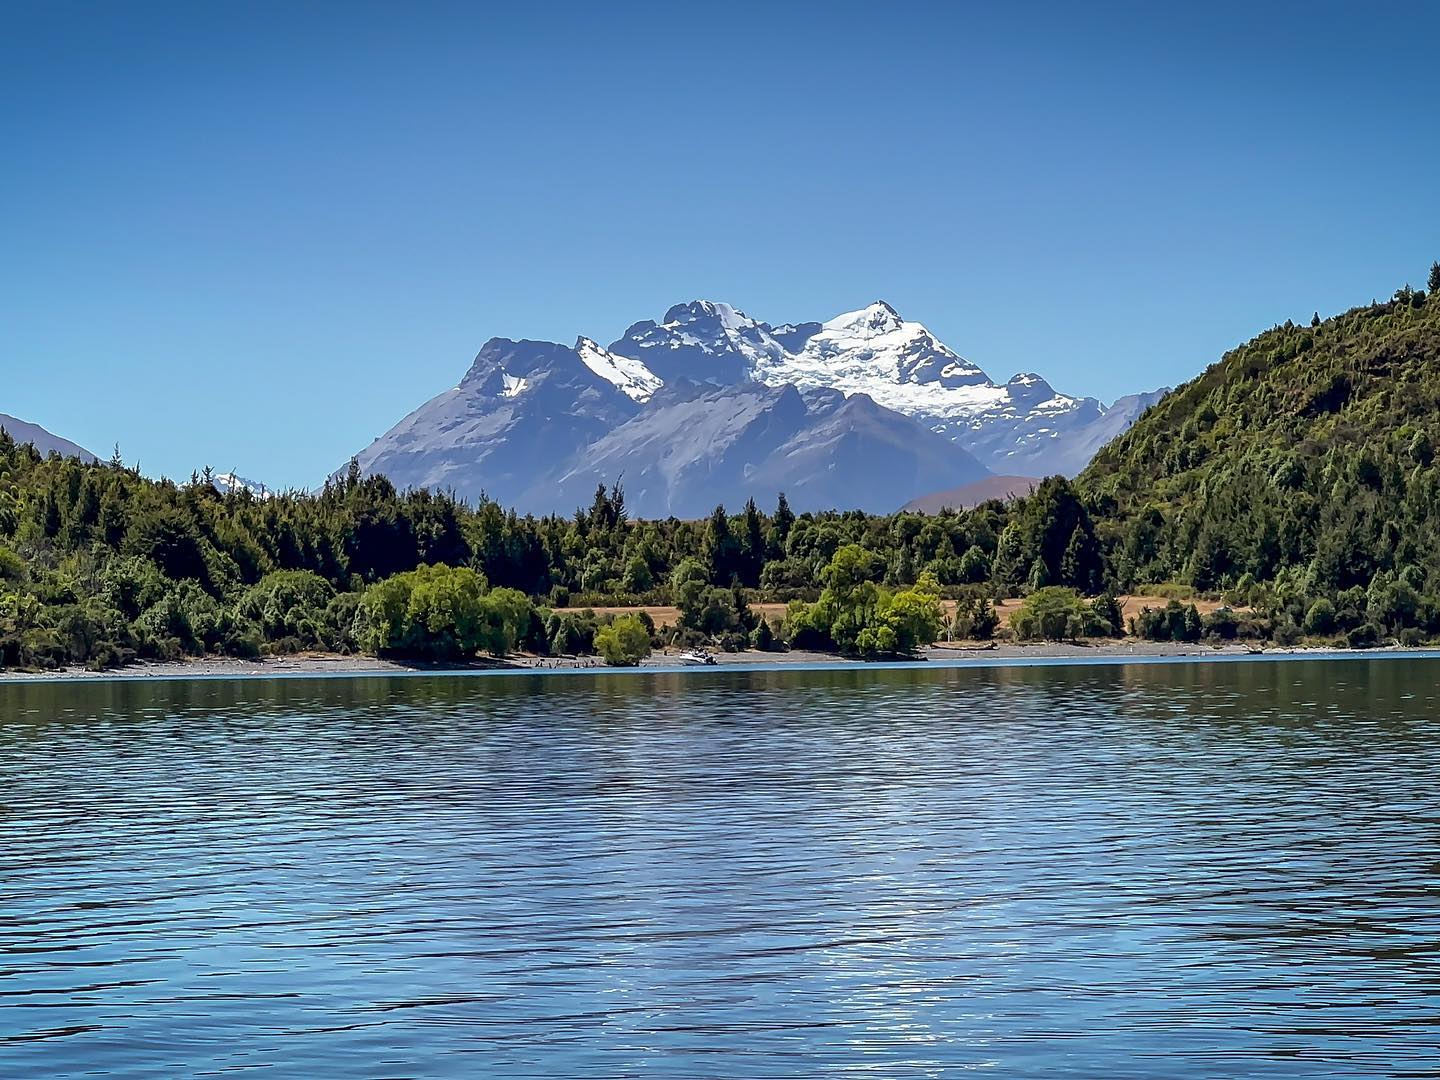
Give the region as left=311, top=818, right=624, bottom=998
left=1, top=660, right=1437, bottom=1077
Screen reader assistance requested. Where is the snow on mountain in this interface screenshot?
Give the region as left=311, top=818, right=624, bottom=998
left=607, top=299, right=1159, bottom=477
left=343, top=297, right=1160, bottom=515
left=212, top=472, right=274, bottom=498
left=747, top=300, right=1003, bottom=418
left=608, top=300, right=790, bottom=385
left=574, top=337, right=663, bottom=402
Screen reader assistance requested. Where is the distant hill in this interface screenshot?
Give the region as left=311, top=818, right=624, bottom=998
left=1080, top=284, right=1440, bottom=595
left=901, top=475, right=1038, bottom=513
left=0, top=414, right=97, bottom=462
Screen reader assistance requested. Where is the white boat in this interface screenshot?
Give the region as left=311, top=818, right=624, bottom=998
left=676, top=650, right=717, bottom=666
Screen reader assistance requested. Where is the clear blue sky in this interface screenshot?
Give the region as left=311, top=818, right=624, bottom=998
left=4, top=1, right=1437, bottom=487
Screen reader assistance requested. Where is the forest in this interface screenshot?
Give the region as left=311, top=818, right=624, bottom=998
left=3, top=265, right=1439, bottom=670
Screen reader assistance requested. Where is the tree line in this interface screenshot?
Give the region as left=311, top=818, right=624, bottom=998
left=5, top=264, right=1440, bottom=669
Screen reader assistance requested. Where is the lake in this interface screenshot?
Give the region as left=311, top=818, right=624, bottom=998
left=2, top=659, right=1437, bottom=1077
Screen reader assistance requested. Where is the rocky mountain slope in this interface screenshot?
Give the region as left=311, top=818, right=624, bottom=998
left=538, top=382, right=988, bottom=518
left=0, top=413, right=97, bottom=462
left=345, top=337, right=644, bottom=507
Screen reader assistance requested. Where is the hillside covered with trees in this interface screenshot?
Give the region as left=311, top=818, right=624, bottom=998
left=4, top=263, right=1440, bottom=670
left=1082, top=262, right=1440, bottom=643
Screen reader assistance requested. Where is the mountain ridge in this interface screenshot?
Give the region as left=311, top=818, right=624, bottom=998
left=0, top=413, right=98, bottom=463
left=345, top=297, right=1160, bottom=516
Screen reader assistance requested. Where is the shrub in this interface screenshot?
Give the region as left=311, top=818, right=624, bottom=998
left=356, top=564, right=531, bottom=660
left=236, top=570, right=336, bottom=646
left=0, top=545, right=26, bottom=583
left=546, top=610, right=596, bottom=655
left=1010, top=587, right=1100, bottom=641
left=718, top=631, right=749, bottom=653
left=1089, top=593, right=1124, bottom=638
left=1202, top=607, right=1240, bottom=640
left=952, top=593, right=999, bottom=640
left=1133, top=601, right=1203, bottom=643
left=1346, top=623, right=1381, bottom=648
left=1303, top=598, right=1336, bottom=635
left=594, top=614, right=652, bottom=666
left=749, top=618, right=779, bottom=651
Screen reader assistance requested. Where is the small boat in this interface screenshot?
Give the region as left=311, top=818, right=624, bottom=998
left=676, top=650, right=718, bottom=666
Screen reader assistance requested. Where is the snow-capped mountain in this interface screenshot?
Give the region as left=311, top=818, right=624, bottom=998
left=211, top=472, right=274, bottom=498
left=0, top=413, right=98, bottom=462
left=609, top=301, right=791, bottom=385
left=606, top=299, right=1159, bottom=477
left=343, top=297, right=1162, bottom=516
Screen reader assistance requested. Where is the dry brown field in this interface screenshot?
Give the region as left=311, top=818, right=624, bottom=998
left=557, top=595, right=1242, bottom=632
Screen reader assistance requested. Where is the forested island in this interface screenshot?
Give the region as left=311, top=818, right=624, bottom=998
left=4, top=267, right=1440, bottom=672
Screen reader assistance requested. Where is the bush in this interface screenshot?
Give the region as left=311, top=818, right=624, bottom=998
left=718, top=631, right=749, bottom=653
left=0, top=545, right=26, bottom=583
left=356, top=564, right=531, bottom=660
left=952, top=593, right=999, bottom=640
left=1133, top=601, right=1203, bottom=643
left=1303, top=598, right=1336, bottom=635
left=1346, top=623, right=1381, bottom=648
left=321, top=592, right=362, bottom=652
left=1009, top=587, right=1104, bottom=641
left=749, top=618, right=780, bottom=652
left=594, top=614, right=652, bottom=666
left=236, top=570, right=336, bottom=647
left=546, top=610, right=596, bottom=655
left=1089, top=593, right=1124, bottom=638
left=1202, top=607, right=1240, bottom=640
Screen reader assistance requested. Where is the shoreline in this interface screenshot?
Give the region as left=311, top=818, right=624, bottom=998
left=1, top=641, right=1434, bottom=685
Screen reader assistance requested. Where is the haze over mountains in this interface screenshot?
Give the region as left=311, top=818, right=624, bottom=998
left=346, top=299, right=1163, bottom=517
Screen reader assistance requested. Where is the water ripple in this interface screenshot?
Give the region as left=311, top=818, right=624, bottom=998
left=1, top=660, right=1437, bottom=1077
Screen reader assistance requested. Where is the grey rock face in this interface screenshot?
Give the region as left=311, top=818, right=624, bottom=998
left=340, top=338, right=641, bottom=506
left=535, top=381, right=990, bottom=518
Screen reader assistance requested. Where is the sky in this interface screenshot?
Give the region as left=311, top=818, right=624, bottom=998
left=4, top=1, right=1439, bottom=488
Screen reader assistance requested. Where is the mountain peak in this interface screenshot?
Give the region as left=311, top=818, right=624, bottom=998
left=661, top=299, right=753, bottom=330
left=1006, top=372, right=1053, bottom=389
left=824, top=300, right=904, bottom=336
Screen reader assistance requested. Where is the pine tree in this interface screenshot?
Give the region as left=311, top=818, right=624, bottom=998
left=1311, top=311, right=1321, bottom=328
left=739, top=498, right=765, bottom=586
left=1059, top=522, right=1101, bottom=593
left=767, top=492, right=796, bottom=559
left=1430, top=261, right=1440, bottom=294
left=1027, top=557, right=1048, bottom=591
left=704, top=504, right=740, bottom=584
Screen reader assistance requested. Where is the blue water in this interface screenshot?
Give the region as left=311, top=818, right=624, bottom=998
left=2, top=660, right=1437, bottom=1077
